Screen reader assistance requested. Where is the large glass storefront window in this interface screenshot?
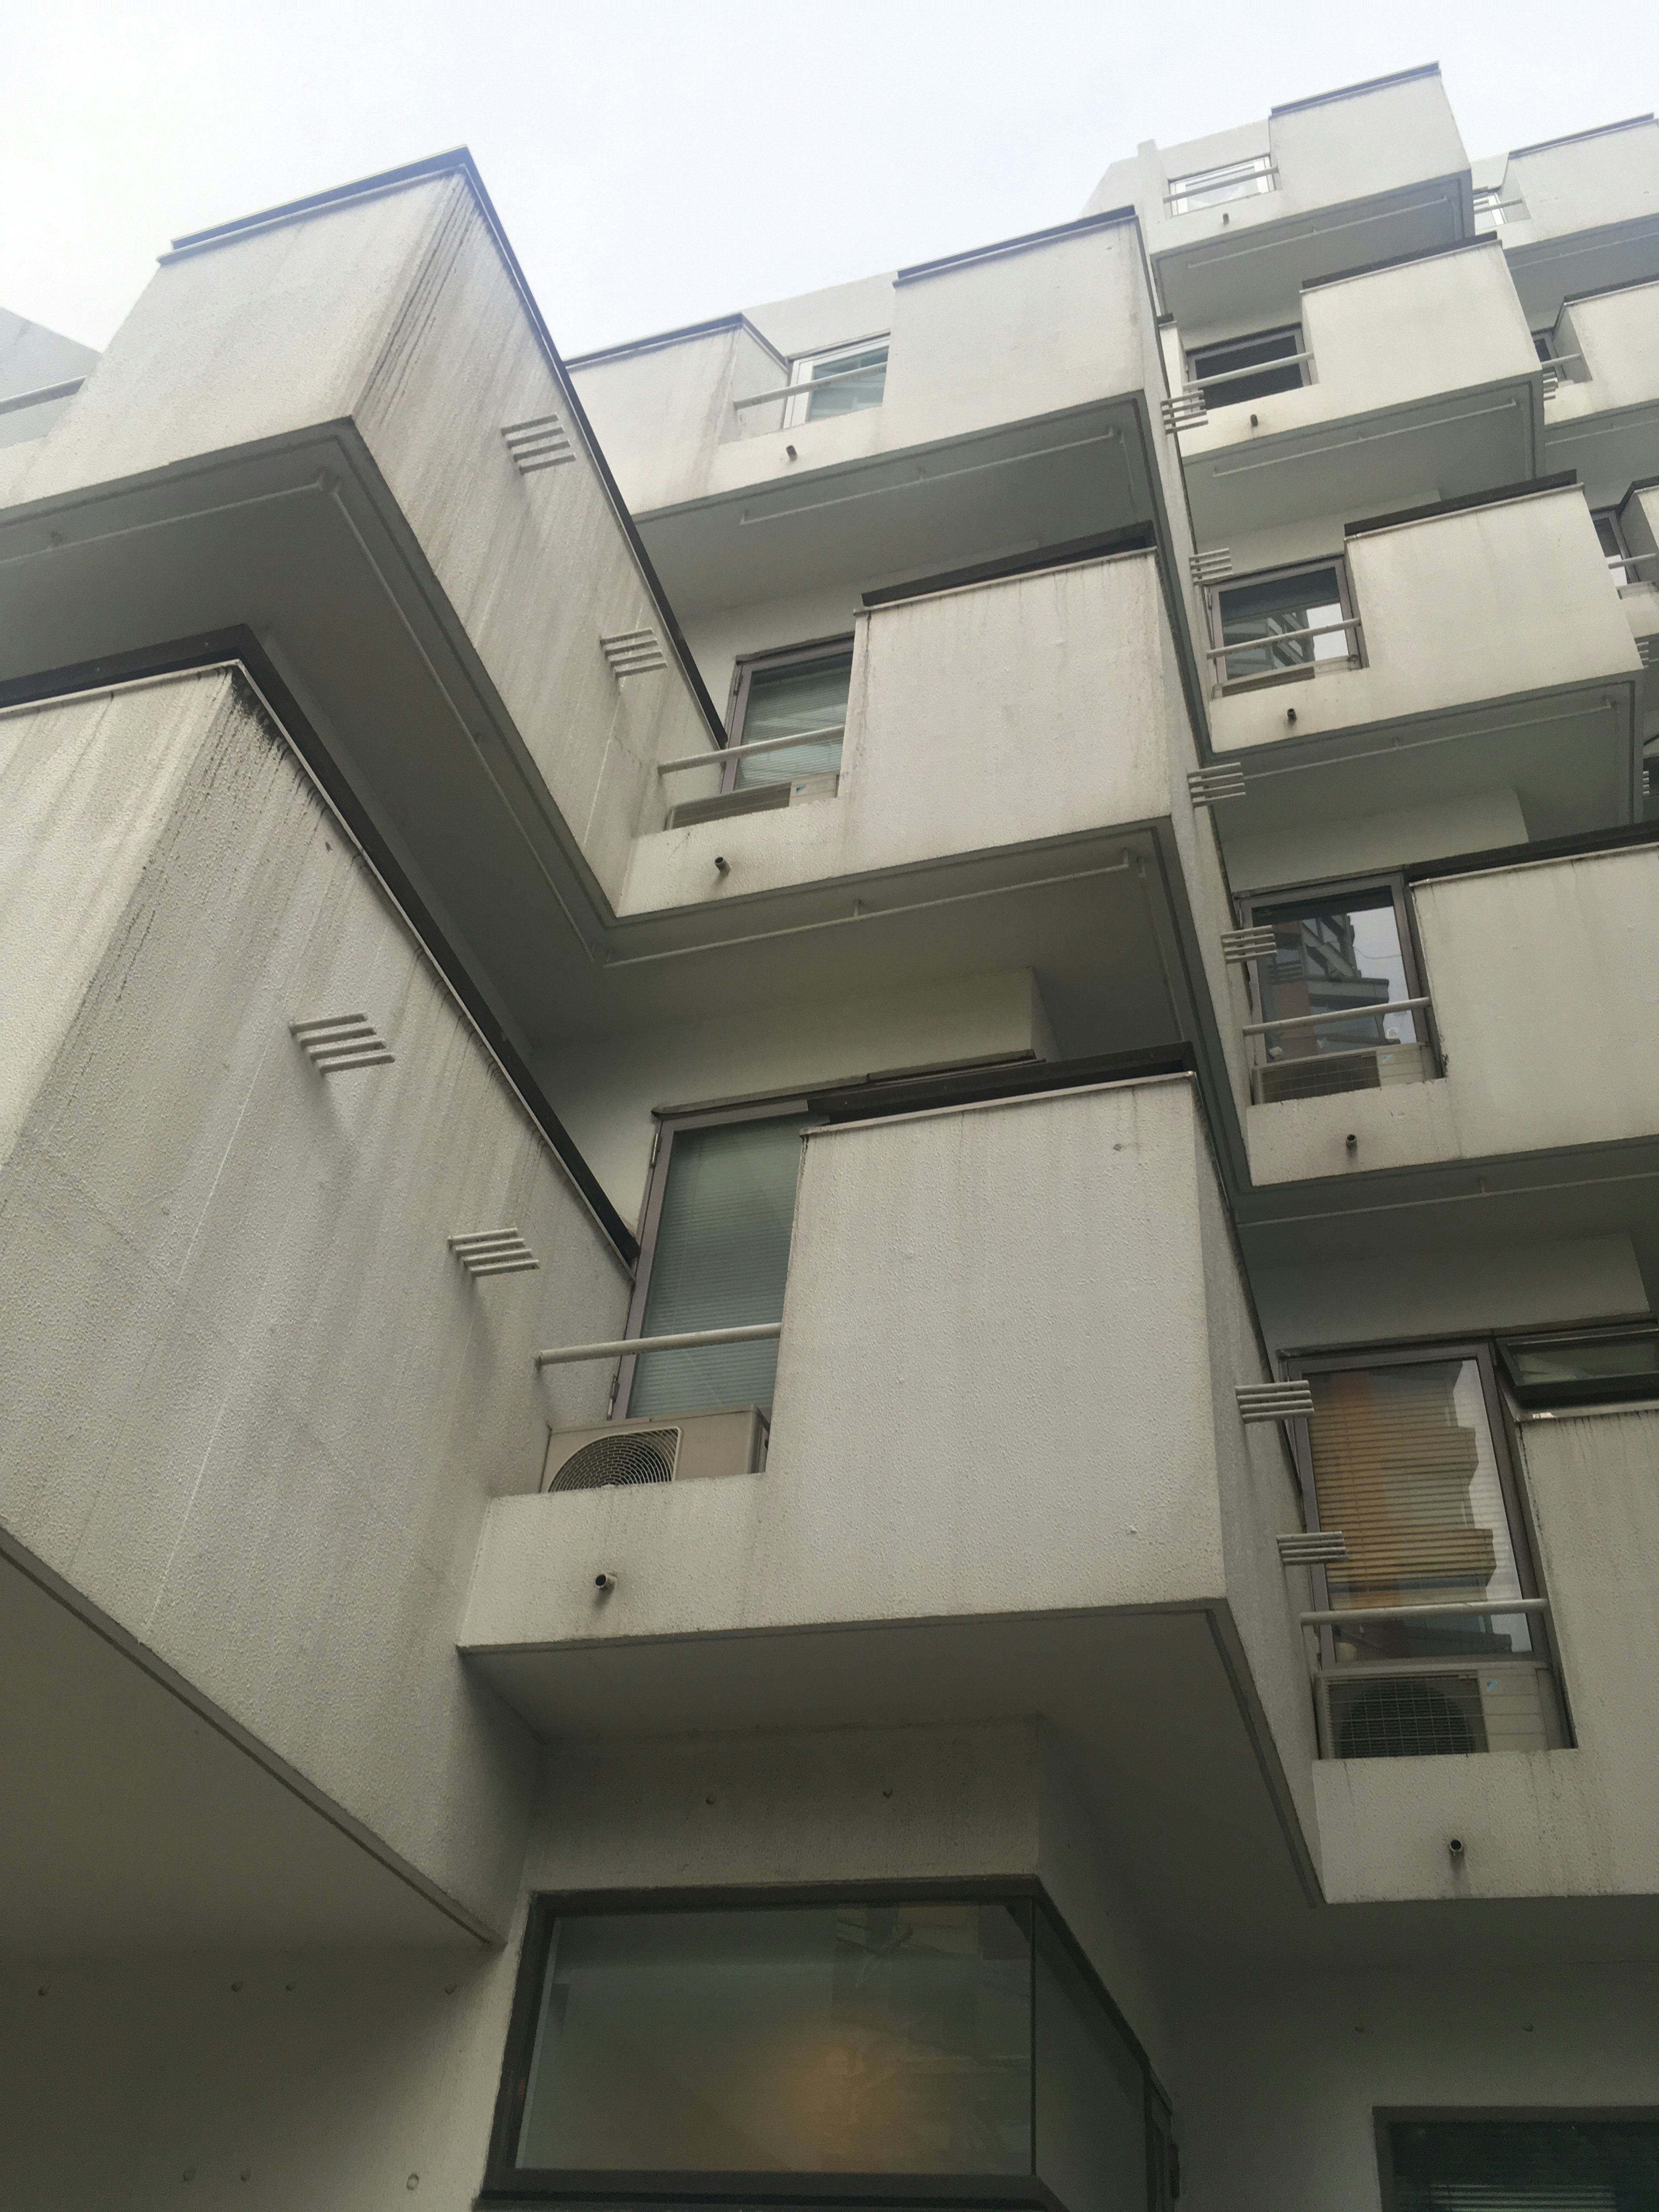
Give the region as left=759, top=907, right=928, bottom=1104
left=487, top=1893, right=1166, bottom=2209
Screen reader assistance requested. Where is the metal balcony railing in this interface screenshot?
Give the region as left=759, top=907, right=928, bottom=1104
left=657, top=724, right=845, bottom=779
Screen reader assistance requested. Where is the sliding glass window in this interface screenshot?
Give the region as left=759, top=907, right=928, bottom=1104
left=726, top=642, right=852, bottom=792
left=1242, top=875, right=1432, bottom=1104
left=1208, top=559, right=1358, bottom=686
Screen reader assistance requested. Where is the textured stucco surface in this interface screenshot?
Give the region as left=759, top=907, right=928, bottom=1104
left=0, top=668, right=629, bottom=1932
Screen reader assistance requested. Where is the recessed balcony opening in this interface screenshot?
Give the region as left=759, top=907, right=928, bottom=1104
left=1206, top=559, right=1361, bottom=693
left=1287, top=1345, right=1568, bottom=1758
left=666, top=642, right=849, bottom=831
left=484, top=1891, right=1173, bottom=2209
left=1185, top=323, right=1308, bottom=408
left=1240, top=875, right=1433, bottom=1105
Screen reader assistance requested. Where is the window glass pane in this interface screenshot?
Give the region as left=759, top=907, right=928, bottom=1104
left=1033, top=1909, right=1147, bottom=2212
left=803, top=343, right=888, bottom=420
left=1167, top=154, right=1274, bottom=213
left=1502, top=1326, right=1659, bottom=1398
left=1253, top=885, right=1416, bottom=1062
left=629, top=1115, right=805, bottom=1416
left=516, top=1903, right=1034, bottom=2174
left=734, top=651, right=852, bottom=789
left=1188, top=327, right=1302, bottom=407
left=1306, top=1357, right=1535, bottom=1664
left=1389, top=2118, right=1659, bottom=2211
left=1216, top=565, right=1348, bottom=677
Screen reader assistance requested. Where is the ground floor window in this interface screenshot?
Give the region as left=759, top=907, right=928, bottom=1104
left=485, top=1889, right=1171, bottom=2209
left=1383, top=2116, right=1659, bottom=2210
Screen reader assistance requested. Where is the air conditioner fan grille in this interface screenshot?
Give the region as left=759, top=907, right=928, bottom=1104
left=550, top=1430, right=679, bottom=1492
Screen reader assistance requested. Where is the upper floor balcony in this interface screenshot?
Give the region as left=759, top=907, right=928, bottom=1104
left=1541, top=275, right=1659, bottom=502
left=461, top=1071, right=1323, bottom=1935
left=1490, top=115, right=1659, bottom=325
left=1173, top=239, right=1544, bottom=547
left=1205, top=483, right=1643, bottom=848
left=1243, top=833, right=1659, bottom=1183
left=1087, top=66, right=1472, bottom=336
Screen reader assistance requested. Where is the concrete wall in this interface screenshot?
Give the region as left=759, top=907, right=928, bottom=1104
left=1247, top=841, right=1659, bottom=1182
left=1504, top=118, right=1659, bottom=246
left=8, top=167, right=721, bottom=910
left=569, top=319, right=787, bottom=513
left=1211, top=489, right=1641, bottom=755
left=623, top=550, right=1188, bottom=912
left=1554, top=274, right=1659, bottom=412
left=1175, top=1958, right=1659, bottom=2212
left=0, top=667, right=631, bottom=1934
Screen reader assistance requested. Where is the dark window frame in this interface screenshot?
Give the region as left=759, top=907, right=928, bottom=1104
left=1204, top=555, right=1362, bottom=693
left=480, top=1880, right=1174, bottom=2210
left=1238, top=869, right=1440, bottom=1084
left=1185, top=323, right=1308, bottom=409
left=1280, top=1338, right=1562, bottom=1732
left=721, top=634, right=856, bottom=796
left=1496, top=1318, right=1659, bottom=1408
left=612, top=1096, right=810, bottom=1422
left=1376, top=2108, right=1659, bottom=2212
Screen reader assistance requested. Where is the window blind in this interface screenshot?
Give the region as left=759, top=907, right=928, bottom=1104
left=629, top=1116, right=806, bottom=1418
left=1389, top=2118, right=1659, bottom=2211
left=1305, top=1359, right=1532, bottom=1660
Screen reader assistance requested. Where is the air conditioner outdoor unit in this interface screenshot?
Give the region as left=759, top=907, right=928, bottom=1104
left=542, top=1407, right=769, bottom=1494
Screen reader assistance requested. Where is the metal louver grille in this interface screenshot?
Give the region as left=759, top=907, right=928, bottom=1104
left=1190, top=547, right=1233, bottom=584
left=1221, top=925, right=1278, bottom=964
left=1277, top=1529, right=1348, bottom=1566
left=601, top=629, right=668, bottom=677
left=550, top=1430, right=680, bottom=1491
left=1188, top=763, right=1246, bottom=807
left=289, top=1014, right=394, bottom=1073
left=1238, top=1379, right=1314, bottom=1423
left=449, top=1230, right=538, bottom=1278
left=503, top=413, right=575, bottom=473
left=1161, top=390, right=1207, bottom=432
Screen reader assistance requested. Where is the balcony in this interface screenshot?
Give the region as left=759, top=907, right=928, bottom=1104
left=1542, top=276, right=1659, bottom=500
left=1208, top=484, right=1644, bottom=846
left=1105, top=67, right=1472, bottom=333
left=1495, top=116, right=1659, bottom=324
left=461, top=1073, right=1322, bottom=1932
left=572, top=212, right=1182, bottom=620
left=1177, top=241, right=1544, bottom=544
left=1246, top=836, right=1659, bottom=1182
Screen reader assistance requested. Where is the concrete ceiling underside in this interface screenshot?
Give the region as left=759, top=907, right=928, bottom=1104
left=0, top=1550, right=477, bottom=1957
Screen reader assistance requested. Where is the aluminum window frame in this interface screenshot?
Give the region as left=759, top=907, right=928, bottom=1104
left=481, top=1879, right=1175, bottom=2210
left=611, top=1096, right=810, bottom=1421
left=1280, top=1338, right=1560, bottom=1720
left=1205, top=554, right=1362, bottom=693
left=1376, top=2109, right=1659, bottom=2212
left=1239, top=868, right=1440, bottom=1084
left=783, top=334, right=891, bottom=429
left=720, top=634, right=856, bottom=796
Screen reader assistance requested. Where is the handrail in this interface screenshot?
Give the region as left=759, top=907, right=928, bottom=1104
left=657, top=724, right=845, bottom=778
left=534, top=1322, right=782, bottom=1369
left=1301, top=1596, right=1550, bottom=1627
left=1206, top=616, right=1362, bottom=661
left=733, top=357, right=889, bottom=410
left=1242, top=995, right=1430, bottom=1039
left=1185, top=348, right=1314, bottom=393
left=0, top=375, right=84, bottom=419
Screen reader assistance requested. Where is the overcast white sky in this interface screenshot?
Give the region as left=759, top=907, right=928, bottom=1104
left=2, top=0, right=1653, bottom=360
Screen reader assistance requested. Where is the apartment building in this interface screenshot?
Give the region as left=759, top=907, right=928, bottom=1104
left=2, top=57, right=1658, bottom=2212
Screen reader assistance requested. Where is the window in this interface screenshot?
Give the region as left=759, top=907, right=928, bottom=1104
left=1286, top=1344, right=1565, bottom=1758
left=487, top=1891, right=1171, bottom=2207
left=1185, top=325, right=1306, bottom=408
left=1498, top=1321, right=1659, bottom=1408
left=1166, top=151, right=1276, bottom=215
left=1207, top=560, right=1358, bottom=690
left=1594, top=506, right=1640, bottom=587
left=786, top=337, right=889, bottom=424
left=1242, top=876, right=1430, bottom=1104
left=619, top=1104, right=807, bottom=1421
left=1383, top=2118, right=1659, bottom=2211
left=1473, top=184, right=1520, bottom=227
left=667, top=641, right=851, bottom=830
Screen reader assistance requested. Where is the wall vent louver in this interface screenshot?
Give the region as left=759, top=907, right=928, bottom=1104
left=1637, top=636, right=1659, bottom=668
left=1188, top=763, right=1247, bottom=807
left=1276, top=1529, right=1348, bottom=1565
left=448, top=1229, right=539, bottom=1279
left=1190, top=548, right=1233, bottom=584
left=601, top=628, right=669, bottom=677
left=1238, top=1379, right=1315, bottom=1423
left=550, top=1429, right=680, bottom=1491
left=289, top=1014, right=394, bottom=1073
left=502, top=413, right=574, bottom=473
left=1221, top=925, right=1278, bottom=964
left=1161, top=390, right=1208, bottom=433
